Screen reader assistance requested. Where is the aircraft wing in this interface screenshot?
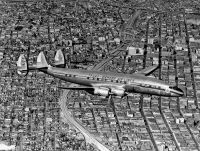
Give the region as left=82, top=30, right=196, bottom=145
left=137, top=65, right=159, bottom=76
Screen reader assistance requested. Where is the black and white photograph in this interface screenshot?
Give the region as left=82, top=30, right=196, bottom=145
left=0, top=0, right=200, bottom=151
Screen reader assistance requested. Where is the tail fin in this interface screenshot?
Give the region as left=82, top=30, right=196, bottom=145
left=54, top=49, right=66, bottom=68
left=35, top=52, right=49, bottom=68
left=17, top=54, right=28, bottom=76
left=17, top=52, right=49, bottom=76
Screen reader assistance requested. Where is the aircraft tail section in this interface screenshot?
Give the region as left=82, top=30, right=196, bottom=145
left=54, top=49, right=66, bottom=68
left=17, top=54, right=28, bottom=76
left=17, top=52, right=49, bottom=76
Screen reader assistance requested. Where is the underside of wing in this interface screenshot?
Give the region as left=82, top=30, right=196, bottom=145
left=137, top=65, right=159, bottom=76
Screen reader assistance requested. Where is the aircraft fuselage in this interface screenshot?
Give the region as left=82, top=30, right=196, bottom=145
left=40, top=66, right=184, bottom=97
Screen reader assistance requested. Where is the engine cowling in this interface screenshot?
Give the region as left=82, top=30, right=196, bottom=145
left=111, top=88, right=126, bottom=97
left=93, top=88, right=110, bottom=96
left=86, top=87, right=126, bottom=97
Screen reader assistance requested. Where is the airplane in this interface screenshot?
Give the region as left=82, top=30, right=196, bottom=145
left=17, top=50, right=184, bottom=98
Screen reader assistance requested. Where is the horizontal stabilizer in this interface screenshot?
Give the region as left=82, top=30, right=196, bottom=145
left=16, top=52, right=49, bottom=76
left=137, top=65, right=159, bottom=76
left=54, top=49, right=66, bottom=68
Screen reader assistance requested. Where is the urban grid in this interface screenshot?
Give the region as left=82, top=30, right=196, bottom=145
left=0, top=0, right=200, bottom=151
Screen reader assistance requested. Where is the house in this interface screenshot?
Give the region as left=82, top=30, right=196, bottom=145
left=127, top=47, right=144, bottom=56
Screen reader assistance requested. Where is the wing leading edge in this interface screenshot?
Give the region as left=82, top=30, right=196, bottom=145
left=137, top=65, right=159, bottom=76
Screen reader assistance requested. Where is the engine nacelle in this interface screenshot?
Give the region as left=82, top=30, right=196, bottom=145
left=93, top=88, right=110, bottom=96
left=86, top=87, right=126, bottom=97
left=111, top=88, right=126, bottom=97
